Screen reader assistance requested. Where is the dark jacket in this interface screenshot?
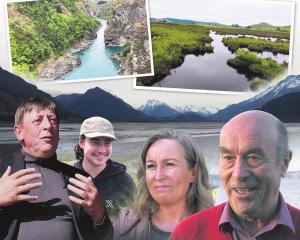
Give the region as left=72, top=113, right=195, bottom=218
left=0, top=147, right=113, bottom=240
left=74, top=160, right=136, bottom=220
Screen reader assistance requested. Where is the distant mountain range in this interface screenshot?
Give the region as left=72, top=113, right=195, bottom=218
left=138, top=99, right=181, bottom=118
left=138, top=99, right=218, bottom=120
left=1, top=68, right=299, bottom=123
left=150, top=17, right=225, bottom=26
left=250, top=22, right=272, bottom=27
left=0, top=67, right=150, bottom=123
left=211, top=75, right=300, bottom=122
left=261, top=92, right=300, bottom=122
left=138, top=76, right=300, bottom=122
left=150, top=18, right=280, bottom=29
left=137, top=99, right=208, bottom=121
left=55, top=87, right=150, bottom=122
left=0, top=68, right=81, bottom=122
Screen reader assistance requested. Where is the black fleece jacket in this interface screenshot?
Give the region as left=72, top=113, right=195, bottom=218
left=74, top=160, right=135, bottom=220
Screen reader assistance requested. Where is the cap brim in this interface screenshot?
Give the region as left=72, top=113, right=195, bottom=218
left=83, top=132, right=118, bottom=141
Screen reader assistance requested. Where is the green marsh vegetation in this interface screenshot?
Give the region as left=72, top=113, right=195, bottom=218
left=8, top=0, right=99, bottom=78
left=215, top=25, right=290, bottom=87
left=210, top=26, right=290, bottom=39
left=137, top=22, right=213, bottom=86
left=227, top=49, right=287, bottom=87
left=137, top=21, right=290, bottom=89
left=222, top=37, right=289, bottom=54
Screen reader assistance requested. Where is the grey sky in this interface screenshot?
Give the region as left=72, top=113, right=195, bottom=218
left=150, top=0, right=294, bottom=26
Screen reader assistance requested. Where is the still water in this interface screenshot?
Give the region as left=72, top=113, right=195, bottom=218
left=61, top=19, right=122, bottom=80
left=1, top=122, right=299, bottom=206
left=153, top=31, right=289, bottom=92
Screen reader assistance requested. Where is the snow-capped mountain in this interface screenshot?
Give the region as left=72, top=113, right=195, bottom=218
left=138, top=75, right=300, bottom=122
left=174, top=105, right=219, bottom=116
left=246, top=75, right=300, bottom=103
left=138, top=99, right=181, bottom=118
left=212, top=75, right=300, bottom=121
left=139, top=99, right=218, bottom=118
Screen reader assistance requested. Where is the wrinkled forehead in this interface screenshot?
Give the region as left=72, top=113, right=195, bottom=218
left=27, top=106, right=57, bottom=116
left=21, top=107, right=58, bottom=122
left=220, top=114, right=279, bottom=149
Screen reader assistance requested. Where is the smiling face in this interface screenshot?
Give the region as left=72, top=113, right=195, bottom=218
left=14, top=108, right=59, bottom=159
left=80, top=136, right=112, bottom=173
left=145, top=139, right=195, bottom=207
left=219, top=111, right=290, bottom=221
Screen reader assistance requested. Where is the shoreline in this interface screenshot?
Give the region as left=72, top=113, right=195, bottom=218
left=138, top=46, right=213, bottom=87
left=38, top=23, right=100, bottom=81
left=138, top=26, right=289, bottom=87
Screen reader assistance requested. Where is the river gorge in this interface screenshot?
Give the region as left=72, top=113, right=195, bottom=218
left=61, top=19, right=122, bottom=80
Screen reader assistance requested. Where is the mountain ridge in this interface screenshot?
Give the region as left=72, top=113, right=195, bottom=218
left=211, top=75, right=300, bottom=122
left=56, top=87, right=150, bottom=122
left=0, top=67, right=82, bottom=122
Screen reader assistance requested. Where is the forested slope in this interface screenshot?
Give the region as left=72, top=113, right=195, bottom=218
left=8, top=0, right=99, bottom=78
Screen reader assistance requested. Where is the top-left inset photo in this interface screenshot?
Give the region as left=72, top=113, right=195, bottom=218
left=6, top=0, right=153, bottom=82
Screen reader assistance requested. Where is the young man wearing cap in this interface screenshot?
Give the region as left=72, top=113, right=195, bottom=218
left=74, top=116, right=136, bottom=220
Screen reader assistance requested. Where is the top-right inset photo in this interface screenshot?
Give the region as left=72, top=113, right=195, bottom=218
left=137, top=0, right=295, bottom=92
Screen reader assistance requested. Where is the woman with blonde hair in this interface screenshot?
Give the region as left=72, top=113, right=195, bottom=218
left=114, top=129, right=213, bottom=240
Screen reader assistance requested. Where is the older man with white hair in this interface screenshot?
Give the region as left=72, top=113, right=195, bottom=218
left=171, top=110, right=300, bottom=240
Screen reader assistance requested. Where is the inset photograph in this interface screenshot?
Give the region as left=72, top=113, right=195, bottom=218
left=7, top=0, right=153, bottom=81
left=137, top=0, right=295, bottom=92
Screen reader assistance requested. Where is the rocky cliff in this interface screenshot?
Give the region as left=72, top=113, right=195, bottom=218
left=104, top=0, right=151, bottom=75
left=8, top=0, right=100, bottom=81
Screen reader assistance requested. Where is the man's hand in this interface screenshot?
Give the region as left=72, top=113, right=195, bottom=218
left=0, top=166, right=42, bottom=207
left=68, top=174, right=105, bottom=224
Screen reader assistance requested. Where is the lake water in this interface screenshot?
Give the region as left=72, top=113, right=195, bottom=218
left=153, top=31, right=289, bottom=92
left=255, top=51, right=289, bottom=64
left=1, top=122, right=299, bottom=207
left=61, top=19, right=122, bottom=80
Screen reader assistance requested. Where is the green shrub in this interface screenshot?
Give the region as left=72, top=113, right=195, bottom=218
left=118, top=42, right=131, bottom=58
left=8, top=0, right=99, bottom=78
left=228, top=49, right=286, bottom=80
left=223, top=37, right=289, bottom=54
left=137, top=22, right=213, bottom=86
